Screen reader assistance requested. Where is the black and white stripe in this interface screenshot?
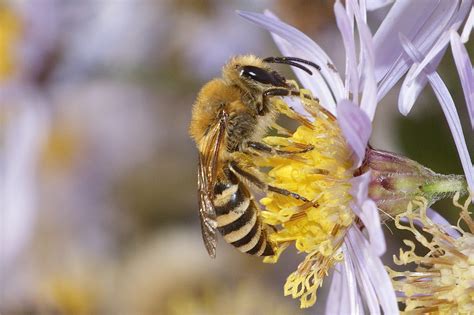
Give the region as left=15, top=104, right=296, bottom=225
left=213, top=178, right=274, bottom=256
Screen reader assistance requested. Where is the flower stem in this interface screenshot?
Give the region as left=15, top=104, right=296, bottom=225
left=422, top=175, right=468, bottom=199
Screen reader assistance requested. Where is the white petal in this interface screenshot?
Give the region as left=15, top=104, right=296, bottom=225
left=399, top=47, right=445, bottom=116
left=461, top=6, right=474, bottom=43
left=401, top=207, right=462, bottom=239
left=282, top=96, right=314, bottom=121
left=400, top=49, right=445, bottom=115
left=400, top=34, right=474, bottom=192
left=334, top=1, right=358, bottom=102
left=337, top=245, right=364, bottom=315
left=345, top=234, right=380, bottom=315
left=398, top=62, right=428, bottom=115
left=361, top=200, right=387, bottom=256
left=238, top=10, right=345, bottom=115
left=267, top=32, right=337, bottom=115
left=326, top=262, right=354, bottom=315
left=350, top=173, right=387, bottom=256
left=374, top=0, right=460, bottom=100
left=358, top=0, right=368, bottom=23
left=426, top=208, right=462, bottom=239
left=366, top=0, right=394, bottom=11
left=346, top=227, right=399, bottom=314
left=450, top=31, right=474, bottom=129
left=349, top=0, right=378, bottom=121
left=376, top=60, right=410, bottom=101
left=408, top=0, right=471, bottom=81
left=350, top=171, right=371, bottom=206
left=1, top=96, right=49, bottom=273
left=336, top=100, right=372, bottom=167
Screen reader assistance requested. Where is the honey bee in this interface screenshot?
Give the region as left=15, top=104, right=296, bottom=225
left=189, top=55, right=319, bottom=258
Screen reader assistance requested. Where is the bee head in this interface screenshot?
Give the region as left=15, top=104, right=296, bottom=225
left=222, top=55, right=289, bottom=91
left=223, top=55, right=319, bottom=93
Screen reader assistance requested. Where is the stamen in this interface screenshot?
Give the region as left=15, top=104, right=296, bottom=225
left=389, top=194, right=474, bottom=313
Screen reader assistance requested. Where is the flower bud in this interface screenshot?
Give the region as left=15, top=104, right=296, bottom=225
left=360, top=148, right=467, bottom=219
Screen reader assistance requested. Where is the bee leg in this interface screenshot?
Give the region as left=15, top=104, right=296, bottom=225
left=264, top=88, right=336, bottom=121
left=244, top=141, right=314, bottom=156
left=228, top=160, right=317, bottom=207
left=263, top=88, right=318, bottom=102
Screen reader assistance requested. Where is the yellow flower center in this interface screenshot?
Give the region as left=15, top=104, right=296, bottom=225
left=389, top=194, right=474, bottom=314
left=253, top=92, right=355, bottom=307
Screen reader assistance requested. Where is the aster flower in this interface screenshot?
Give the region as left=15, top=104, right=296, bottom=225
left=389, top=193, right=474, bottom=314
left=239, top=0, right=398, bottom=311
left=238, top=0, right=474, bottom=312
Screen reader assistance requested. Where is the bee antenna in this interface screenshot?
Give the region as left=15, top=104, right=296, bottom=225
left=263, top=57, right=321, bottom=75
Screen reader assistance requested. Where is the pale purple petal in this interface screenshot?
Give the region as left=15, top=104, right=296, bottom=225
left=346, top=227, right=398, bottom=314
left=398, top=63, right=428, bottom=115
left=450, top=31, right=474, bottom=129
left=266, top=28, right=337, bottom=114
left=358, top=0, right=367, bottom=23
left=426, top=208, right=462, bottom=238
left=345, top=234, right=380, bottom=315
left=408, top=0, right=471, bottom=81
left=396, top=0, right=470, bottom=114
left=349, top=172, right=387, bottom=255
left=400, top=34, right=474, bottom=192
left=349, top=0, right=378, bottom=121
left=376, top=59, right=410, bottom=101
left=400, top=207, right=462, bottom=238
left=366, top=0, right=394, bottom=11
left=399, top=49, right=445, bottom=116
left=389, top=0, right=470, bottom=107
left=326, top=262, right=356, bottom=315
left=360, top=200, right=386, bottom=256
left=282, top=96, right=314, bottom=121
left=461, top=6, right=474, bottom=42
left=350, top=171, right=371, bottom=206
left=374, top=0, right=460, bottom=101
left=1, top=98, right=49, bottom=274
left=238, top=10, right=345, bottom=114
left=407, top=39, right=450, bottom=84
left=373, top=0, right=439, bottom=84
left=340, top=244, right=364, bottom=314
left=334, top=1, right=358, bottom=102
left=336, top=100, right=372, bottom=167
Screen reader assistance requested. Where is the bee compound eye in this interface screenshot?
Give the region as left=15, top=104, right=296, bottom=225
left=240, top=65, right=286, bottom=87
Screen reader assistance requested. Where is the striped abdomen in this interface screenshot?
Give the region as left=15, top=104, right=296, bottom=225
left=213, top=174, right=274, bottom=256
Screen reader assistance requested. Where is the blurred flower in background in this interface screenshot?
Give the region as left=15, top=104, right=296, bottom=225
left=1, top=0, right=56, bottom=293
left=0, top=0, right=473, bottom=314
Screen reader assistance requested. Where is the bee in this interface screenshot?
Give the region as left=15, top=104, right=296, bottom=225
left=189, top=55, right=320, bottom=258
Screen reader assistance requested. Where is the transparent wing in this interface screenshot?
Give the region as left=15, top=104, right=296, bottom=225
left=196, top=110, right=227, bottom=258
left=198, top=155, right=217, bottom=258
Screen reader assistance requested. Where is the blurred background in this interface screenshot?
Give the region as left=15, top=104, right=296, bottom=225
left=0, top=1, right=472, bottom=314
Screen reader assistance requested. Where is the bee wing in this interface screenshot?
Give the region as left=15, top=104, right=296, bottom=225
left=197, top=111, right=227, bottom=258
left=198, top=155, right=218, bottom=258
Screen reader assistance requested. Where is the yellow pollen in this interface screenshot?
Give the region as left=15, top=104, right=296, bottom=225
left=389, top=193, right=474, bottom=314
left=254, top=92, right=355, bottom=308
